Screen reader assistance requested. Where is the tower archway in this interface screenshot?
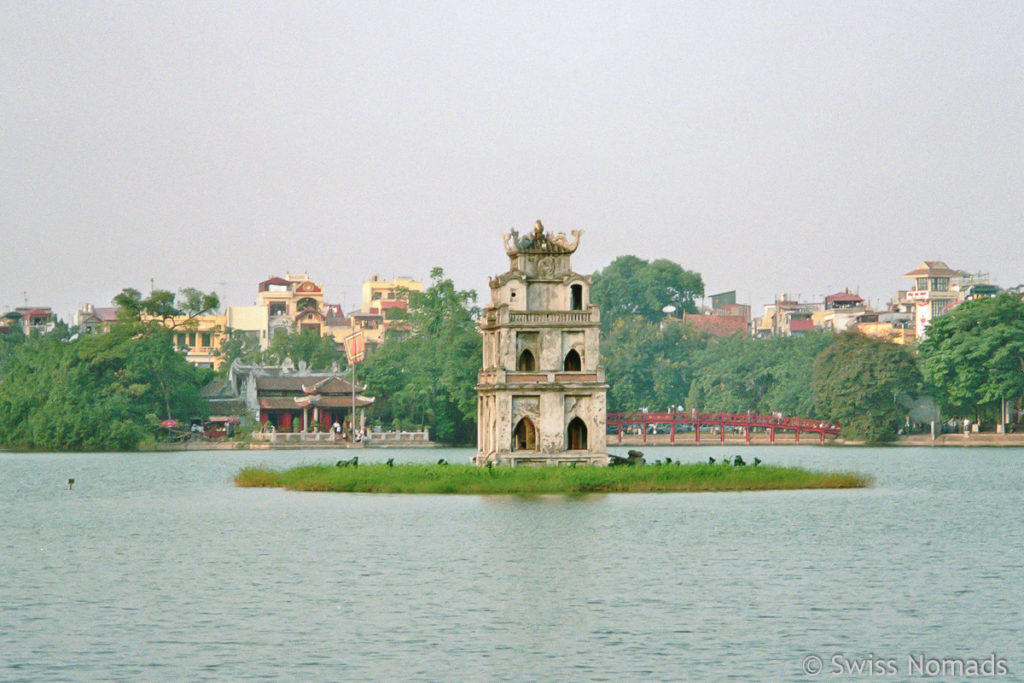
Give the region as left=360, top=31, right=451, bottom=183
left=563, top=349, right=582, bottom=371
left=513, top=417, right=537, bottom=451
left=567, top=417, right=588, bottom=450
left=517, top=349, right=536, bottom=371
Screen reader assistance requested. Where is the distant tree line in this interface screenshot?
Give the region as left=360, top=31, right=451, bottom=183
left=2, top=260, right=1018, bottom=450
left=0, top=288, right=220, bottom=450
left=594, top=257, right=1023, bottom=442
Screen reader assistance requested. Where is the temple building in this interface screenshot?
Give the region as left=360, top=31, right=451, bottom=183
left=218, top=360, right=374, bottom=433
left=475, top=221, right=609, bottom=466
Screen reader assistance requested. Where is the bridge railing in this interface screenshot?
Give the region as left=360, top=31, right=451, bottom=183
left=607, top=411, right=840, bottom=433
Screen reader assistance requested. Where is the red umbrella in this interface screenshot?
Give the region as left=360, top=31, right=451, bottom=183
left=160, top=419, right=179, bottom=428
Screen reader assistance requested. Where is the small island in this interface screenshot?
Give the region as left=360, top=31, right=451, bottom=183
left=235, top=461, right=870, bottom=495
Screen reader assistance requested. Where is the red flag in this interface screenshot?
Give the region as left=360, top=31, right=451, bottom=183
left=343, top=331, right=366, bottom=364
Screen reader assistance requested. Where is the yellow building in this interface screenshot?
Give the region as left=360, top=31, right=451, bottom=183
left=167, top=314, right=228, bottom=370
left=858, top=321, right=916, bottom=345
left=361, top=275, right=422, bottom=316
left=257, top=273, right=327, bottom=338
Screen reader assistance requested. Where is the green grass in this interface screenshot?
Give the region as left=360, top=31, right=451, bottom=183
left=234, top=462, right=870, bottom=494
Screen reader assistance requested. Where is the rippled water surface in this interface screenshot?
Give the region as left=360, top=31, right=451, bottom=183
left=2, top=446, right=1022, bottom=681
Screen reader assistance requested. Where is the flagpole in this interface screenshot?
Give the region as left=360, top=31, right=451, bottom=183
left=352, top=360, right=356, bottom=443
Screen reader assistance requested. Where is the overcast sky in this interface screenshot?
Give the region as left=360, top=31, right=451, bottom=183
left=3, top=1, right=1022, bottom=321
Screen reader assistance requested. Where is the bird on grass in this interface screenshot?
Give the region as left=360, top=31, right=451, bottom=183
left=437, top=459, right=448, bottom=466
left=386, top=458, right=394, bottom=467
left=753, top=457, right=762, bottom=467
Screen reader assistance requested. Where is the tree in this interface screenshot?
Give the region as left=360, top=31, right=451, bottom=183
left=113, top=287, right=220, bottom=327
left=0, top=322, right=212, bottom=450
left=918, top=293, right=1024, bottom=424
left=812, top=331, right=923, bottom=442
left=216, top=328, right=263, bottom=373
left=360, top=268, right=481, bottom=444
left=0, top=286, right=219, bottom=450
left=263, top=327, right=347, bottom=371
left=602, top=317, right=705, bottom=411
left=591, top=256, right=704, bottom=329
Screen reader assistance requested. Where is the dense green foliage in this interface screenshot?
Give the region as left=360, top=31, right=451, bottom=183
left=0, top=323, right=212, bottom=450
left=918, top=294, right=1024, bottom=422
left=687, top=332, right=834, bottom=417
left=114, top=286, right=220, bottom=326
left=360, top=268, right=481, bottom=444
left=602, top=318, right=703, bottom=412
left=812, top=331, right=924, bottom=442
left=235, top=462, right=869, bottom=494
left=591, top=255, right=704, bottom=328
left=0, top=288, right=218, bottom=451
left=216, top=327, right=348, bottom=374
left=263, top=328, right=347, bottom=370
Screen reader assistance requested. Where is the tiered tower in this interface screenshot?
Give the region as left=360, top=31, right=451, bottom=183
left=475, top=221, right=608, bottom=466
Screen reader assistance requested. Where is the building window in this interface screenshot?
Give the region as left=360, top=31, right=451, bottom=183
left=187, top=332, right=197, bottom=347
left=201, top=332, right=211, bottom=347
left=564, top=349, right=582, bottom=371
left=570, top=284, right=583, bottom=310
left=176, top=333, right=186, bottom=348
left=269, top=302, right=287, bottom=316
left=917, top=278, right=928, bottom=290
left=932, top=278, right=948, bottom=292
left=931, top=300, right=946, bottom=318
left=513, top=417, right=537, bottom=451
left=517, top=349, right=536, bottom=371
left=567, top=417, right=588, bottom=450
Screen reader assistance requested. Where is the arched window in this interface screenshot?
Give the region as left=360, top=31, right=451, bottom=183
left=296, top=297, right=319, bottom=312
left=563, top=349, right=582, bottom=371
left=517, top=349, right=536, bottom=371
left=513, top=417, right=537, bottom=451
left=567, top=417, right=588, bottom=450
left=570, top=284, right=583, bottom=310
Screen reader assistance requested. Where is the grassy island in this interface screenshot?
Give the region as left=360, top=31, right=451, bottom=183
left=235, top=462, right=870, bottom=495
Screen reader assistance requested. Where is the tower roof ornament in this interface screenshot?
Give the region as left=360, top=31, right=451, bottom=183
left=502, top=220, right=582, bottom=256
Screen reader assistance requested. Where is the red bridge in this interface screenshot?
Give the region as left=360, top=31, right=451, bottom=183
left=606, top=411, right=841, bottom=445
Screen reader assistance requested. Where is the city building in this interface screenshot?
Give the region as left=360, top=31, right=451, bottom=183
left=902, top=261, right=963, bottom=340
left=223, top=360, right=373, bottom=433
left=257, top=273, right=326, bottom=338
left=5, top=307, right=57, bottom=335
left=225, top=304, right=270, bottom=350
left=168, top=314, right=228, bottom=370
left=814, top=290, right=867, bottom=332
left=75, top=304, right=119, bottom=335
left=756, top=296, right=823, bottom=337
left=476, top=221, right=608, bottom=466
left=856, top=311, right=915, bottom=345
left=361, top=275, right=422, bottom=317
left=676, top=311, right=748, bottom=337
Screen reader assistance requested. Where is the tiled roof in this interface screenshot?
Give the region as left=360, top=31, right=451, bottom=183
left=254, top=374, right=362, bottom=395
left=825, top=292, right=863, bottom=303
left=789, top=319, right=815, bottom=332
left=903, top=261, right=960, bottom=278
left=680, top=314, right=747, bottom=337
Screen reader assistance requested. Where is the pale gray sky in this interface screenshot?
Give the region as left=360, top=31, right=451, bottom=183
left=2, top=1, right=1022, bottom=321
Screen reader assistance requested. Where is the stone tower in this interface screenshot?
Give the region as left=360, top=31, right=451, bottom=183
left=475, top=221, right=609, bottom=466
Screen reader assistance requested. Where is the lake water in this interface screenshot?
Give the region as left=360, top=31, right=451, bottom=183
left=2, top=446, right=1022, bottom=681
